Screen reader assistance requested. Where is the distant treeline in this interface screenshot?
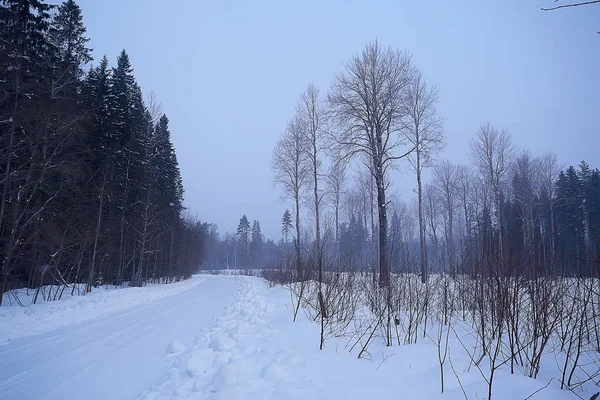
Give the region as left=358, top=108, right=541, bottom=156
left=269, top=42, right=599, bottom=282
left=337, top=159, right=600, bottom=278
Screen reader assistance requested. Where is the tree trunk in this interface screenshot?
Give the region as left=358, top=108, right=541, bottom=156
left=550, top=203, right=556, bottom=273
left=88, top=166, right=107, bottom=293
left=495, top=187, right=505, bottom=275
left=313, top=143, right=322, bottom=285
left=370, top=173, right=377, bottom=281
left=169, top=211, right=176, bottom=279
left=376, top=170, right=390, bottom=288
left=448, top=213, right=454, bottom=276
left=295, top=190, right=302, bottom=277
left=417, top=151, right=427, bottom=283
left=139, top=186, right=151, bottom=283
left=0, top=271, right=8, bottom=306
left=335, top=200, right=340, bottom=269
left=118, top=155, right=132, bottom=284
left=463, top=199, right=470, bottom=274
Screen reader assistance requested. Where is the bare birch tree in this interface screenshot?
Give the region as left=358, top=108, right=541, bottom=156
left=403, top=68, right=445, bottom=282
left=328, top=41, right=413, bottom=288
left=423, top=183, right=442, bottom=256
left=433, top=161, right=459, bottom=274
left=470, top=122, right=513, bottom=273
left=297, top=84, right=326, bottom=282
left=457, top=165, right=476, bottom=272
left=272, top=117, right=309, bottom=275
left=512, top=151, right=540, bottom=273
left=539, top=152, right=561, bottom=271
left=296, top=83, right=329, bottom=349
left=355, top=165, right=378, bottom=279
left=327, top=157, right=346, bottom=268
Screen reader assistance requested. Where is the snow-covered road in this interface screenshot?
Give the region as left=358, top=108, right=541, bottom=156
left=0, top=275, right=238, bottom=400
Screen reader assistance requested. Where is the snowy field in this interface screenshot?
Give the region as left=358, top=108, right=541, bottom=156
left=0, top=274, right=596, bottom=399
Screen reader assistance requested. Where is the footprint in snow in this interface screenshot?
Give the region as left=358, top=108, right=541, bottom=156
left=167, top=339, right=186, bottom=354
left=186, top=348, right=216, bottom=377
left=261, top=363, right=288, bottom=384
left=210, top=335, right=236, bottom=352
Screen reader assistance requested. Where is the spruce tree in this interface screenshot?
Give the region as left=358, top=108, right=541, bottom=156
left=237, top=215, right=251, bottom=267
left=85, top=56, right=114, bottom=161
left=578, top=162, right=600, bottom=266
left=555, top=166, right=585, bottom=274
left=144, top=112, right=184, bottom=281
left=281, top=209, right=292, bottom=244
left=153, top=114, right=184, bottom=212
left=0, top=0, right=54, bottom=92
left=49, top=0, right=92, bottom=94
left=110, top=50, right=135, bottom=147
left=250, top=220, right=263, bottom=268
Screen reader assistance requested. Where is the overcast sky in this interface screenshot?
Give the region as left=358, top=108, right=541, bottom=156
left=72, top=0, right=598, bottom=240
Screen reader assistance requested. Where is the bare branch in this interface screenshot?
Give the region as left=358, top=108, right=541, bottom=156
left=542, top=0, right=600, bottom=11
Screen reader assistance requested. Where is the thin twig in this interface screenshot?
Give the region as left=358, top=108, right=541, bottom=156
left=376, top=353, right=396, bottom=370
left=524, top=377, right=554, bottom=400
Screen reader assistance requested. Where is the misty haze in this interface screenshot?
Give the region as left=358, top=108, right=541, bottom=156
left=0, top=1, right=599, bottom=399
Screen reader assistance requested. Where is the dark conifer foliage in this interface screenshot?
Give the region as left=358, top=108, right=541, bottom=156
left=49, top=0, right=92, bottom=94
left=250, top=220, right=263, bottom=268
left=237, top=215, right=251, bottom=267
left=0, top=0, right=205, bottom=303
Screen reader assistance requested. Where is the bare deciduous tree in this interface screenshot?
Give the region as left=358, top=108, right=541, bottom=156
left=327, top=158, right=346, bottom=269
left=470, top=122, right=513, bottom=273
left=272, top=117, right=309, bottom=275
left=457, top=165, right=476, bottom=272
left=403, top=68, right=445, bottom=282
left=296, top=83, right=329, bottom=349
left=512, top=151, right=541, bottom=272
left=297, top=84, right=325, bottom=281
left=423, top=183, right=442, bottom=256
left=539, top=152, right=561, bottom=270
left=328, top=41, right=413, bottom=288
left=433, top=161, right=459, bottom=274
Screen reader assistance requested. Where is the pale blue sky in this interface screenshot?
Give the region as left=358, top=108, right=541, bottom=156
left=70, top=0, right=598, bottom=240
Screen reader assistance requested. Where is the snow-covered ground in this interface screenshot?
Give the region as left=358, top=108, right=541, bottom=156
left=138, top=276, right=587, bottom=400
left=0, top=277, right=205, bottom=344
left=0, top=275, right=594, bottom=400
left=0, top=275, right=237, bottom=400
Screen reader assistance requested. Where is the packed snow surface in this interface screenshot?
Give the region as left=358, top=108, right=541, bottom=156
left=0, top=275, right=236, bottom=400
left=0, top=274, right=592, bottom=399
left=0, top=277, right=205, bottom=344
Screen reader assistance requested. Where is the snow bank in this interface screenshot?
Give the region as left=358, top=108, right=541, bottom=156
left=0, top=276, right=204, bottom=344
